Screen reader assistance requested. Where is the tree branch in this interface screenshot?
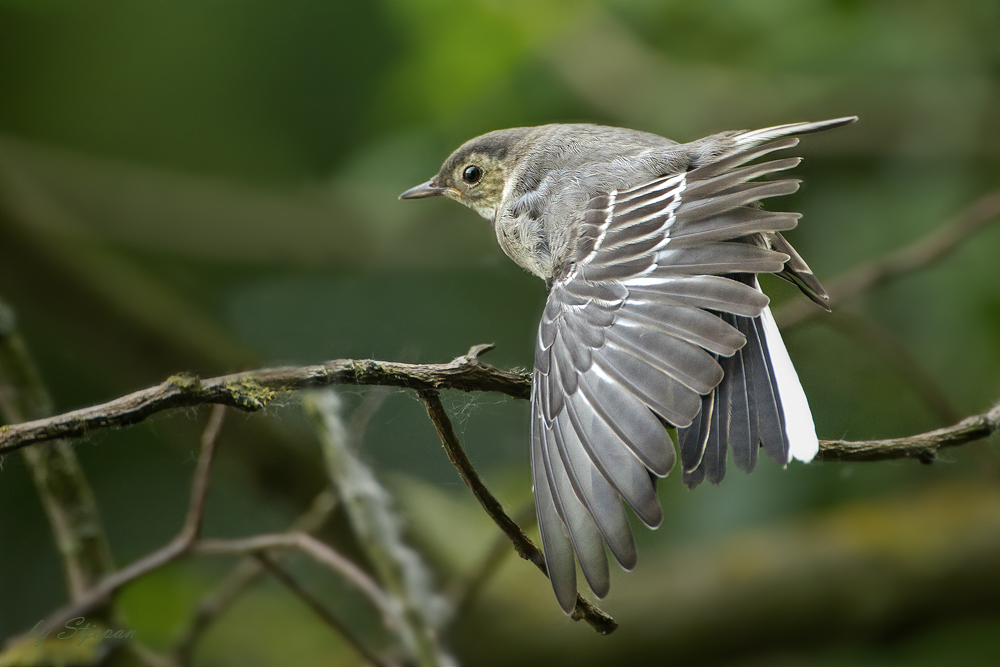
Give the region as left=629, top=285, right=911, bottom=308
left=26, top=407, right=226, bottom=637
left=170, top=393, right=386, bottom=664
left=0, top=344, right=529, bottom=455
left=419, top=389, right=618, bottom=635
left=816, top=400, right=1000, bottom=462
left=169, top=488, right=338, bottom=665
left=180, top=404, right=225, bottom=542
left=2, top=347, right=997, bottom=466
left=193, top=533, right=395, bottom=626
left=775, top=189, right=1000, bottom=329
left=27, top=529, right=394, bottom=645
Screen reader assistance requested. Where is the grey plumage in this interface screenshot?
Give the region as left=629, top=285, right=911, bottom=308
left=401, top=116, right=855, bottom=612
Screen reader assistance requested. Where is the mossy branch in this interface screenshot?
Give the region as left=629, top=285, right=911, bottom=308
left=0, top=344, right=529, bottom=455
left=1, top=345, right=997, bottom=464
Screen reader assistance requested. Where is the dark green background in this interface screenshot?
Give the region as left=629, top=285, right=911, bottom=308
left=1, top=1, right=999, bottom=665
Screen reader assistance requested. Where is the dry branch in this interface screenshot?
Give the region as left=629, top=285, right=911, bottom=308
left=193, top=533, right=395, bottom=623
left=816, top=401, right=1000, bottom=462
left=169, top=488, right=338, bottom=665
left=25, top=406, right=227, bottom=638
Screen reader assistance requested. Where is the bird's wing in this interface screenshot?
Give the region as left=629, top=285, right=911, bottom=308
left=532, top=118, right=851, bottom=612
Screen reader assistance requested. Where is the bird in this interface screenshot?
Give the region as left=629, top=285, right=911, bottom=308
left=400, top=117, right=855, bottom=613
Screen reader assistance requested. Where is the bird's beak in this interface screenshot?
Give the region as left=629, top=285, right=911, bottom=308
left=399, top=179, right=448, bottom=200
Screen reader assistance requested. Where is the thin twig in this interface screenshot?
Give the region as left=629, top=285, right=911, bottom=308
left=170, top=488, right=338, bottom=664
left=418, top=389, right=618, bottom=635
left=0, top=344, right=529, bottom=455
left=34, top=525, right=187, bottom=635
left=194, top=533, right=396, bottom=624
left=817, top=401, right=1000, bottom=462
left=25, top=407, right=227, bottom=637
left=27, top=530, right=393, bottom=647
left=171, top=392, right=391, bottom=664
left=255, top=553, right=398, bottom=667
left=181, top=404, right=225, bottom=542
left=776, top=190, right=1000, bottom=329
left=826, top=314, right=1000, bottom=474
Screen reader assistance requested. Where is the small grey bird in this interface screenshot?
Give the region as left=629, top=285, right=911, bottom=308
left=400, top=117, right=855, bottom=613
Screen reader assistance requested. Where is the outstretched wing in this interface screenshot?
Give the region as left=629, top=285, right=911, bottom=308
left=532, top=117, right=852, bottom=612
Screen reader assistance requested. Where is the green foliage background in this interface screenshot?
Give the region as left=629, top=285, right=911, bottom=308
left=1, top=1, right=999, bottom=665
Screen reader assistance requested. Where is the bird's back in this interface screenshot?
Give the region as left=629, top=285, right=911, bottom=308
left=499, top=124, right=698, bottom=278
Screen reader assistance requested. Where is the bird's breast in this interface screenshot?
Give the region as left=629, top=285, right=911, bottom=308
left=494, top=213, right=553, bottom=280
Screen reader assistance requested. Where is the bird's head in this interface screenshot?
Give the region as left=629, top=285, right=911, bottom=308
left=399, top=128, right=532, bottom=221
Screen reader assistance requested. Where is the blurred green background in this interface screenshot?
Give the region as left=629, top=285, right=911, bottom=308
left=1, top=0, right=999, bottom=665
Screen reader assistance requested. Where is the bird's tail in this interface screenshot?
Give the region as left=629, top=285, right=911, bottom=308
left=678, top=280, right=819, bottom=488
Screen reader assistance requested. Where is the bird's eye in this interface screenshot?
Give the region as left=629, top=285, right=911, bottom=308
left=462, top=165, right=483, bottom=184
